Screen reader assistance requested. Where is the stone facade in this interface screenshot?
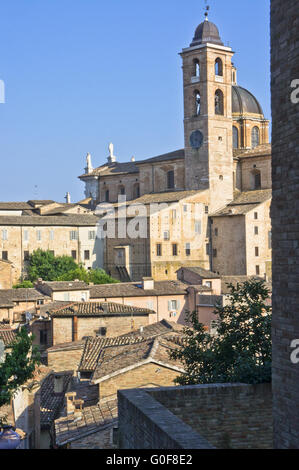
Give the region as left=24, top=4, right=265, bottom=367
left=271, top=0, right=299, bottom=449
left=0, top=259, right=13, bottom=289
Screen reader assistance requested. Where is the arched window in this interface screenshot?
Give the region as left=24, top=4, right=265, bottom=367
left=251, top=170, right=261, bottom=190
left=195, top=90, right=201, bottom=116
left=215, top=89, right=224, bottom=115
left=133, top=183, right=140, bottom=199
left=233, top=126, right=239, bottom=148
left=251, top=126, right=260, bottom=148
left=215, top=58, right=223, bottom=76
left=194, top=59, right=200, bottom=78
left=167, top=170, right=175, bottom=189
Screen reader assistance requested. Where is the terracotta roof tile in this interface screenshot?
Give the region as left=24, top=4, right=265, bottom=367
left=51, top=301, right=154, bottom=317
left=90, top=280, right=187, bottom=299
left=40, top=373, right=73, bottom=429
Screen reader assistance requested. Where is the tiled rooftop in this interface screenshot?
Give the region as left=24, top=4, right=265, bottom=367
left=0, top=288, right=46, bottom=306
left=54, top=398, right=118, bottom=447
left=37, top=281, right=90, bottom=292
left=0, top=326, right=17, bottom=346
left=0, top=214, right=99, bottom=226
left=40, top=372, right=73, bottom=429
left=179, top=266, right=220, bottom=279
left=51, top=301, right=155, bottom=317
left=211, top=189, right=272, bottom=217
left=90, top=280, right=187, bottom=299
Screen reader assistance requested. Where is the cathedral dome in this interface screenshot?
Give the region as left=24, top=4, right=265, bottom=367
left=190, top=19, right=224, bottom=47
left=232, top=85, right=264, bottom=116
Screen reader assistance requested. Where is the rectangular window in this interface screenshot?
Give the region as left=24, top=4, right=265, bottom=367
left=88, top=231, right=96, bottom=240
left=172, top=244, right=178, bottom=256
left=164, top=231, right=170, bottom=241
left=23, top=230, right=29, bottom=242
left=156, top=244, right=162, bottom=257
left=1, top=230, right=8, bottom=241
left=254, top=212, right=258, bottom=220
left=254, top=226, right=259, bottom=235
left=168, top=299, right=180, bottom=312
left=185, top=243, right=191, bottom=256
left=171, top=209, right=177, bottom=221
left=24, top=251, right=30, bottom=261
left=71, top=250, right=77, bottom=260
left=2, top=251, right=8, bottom=261
left=268, top=231, right=272, bottom=249
left=256, top=265, right=260, bottom=275
left=205, top=206, right=209, bottom=214
left=97, top=327, right=107, bottom=337
left=183, top=205, right=188, bottom=213
left=84, top=250, right=90, bottom=261
left=255, top=247, right=259, bottom=257
left=195, top=221, right=202, bottom=234
left=36, top=230, right=42, bottom=241
left=70, top=231, right=78, bottom=241
left=40, top=330, right=47, bottom=345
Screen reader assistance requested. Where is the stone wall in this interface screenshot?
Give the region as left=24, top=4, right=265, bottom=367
left=271, top=0, right=299, bottom=448
left=118, top=383, right=273, bottom=449
left=47, top=344, right=84, bottom=372
left=0, top=260, right=12, bottom=289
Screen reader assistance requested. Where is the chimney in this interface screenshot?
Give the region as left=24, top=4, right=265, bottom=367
left=54, top=374, right=64, bottom=395
left=37, top=278, right=44, bottom=286
left=65, top=392, right=77, bottom=415
left=142, top=277, right=154, bottom=290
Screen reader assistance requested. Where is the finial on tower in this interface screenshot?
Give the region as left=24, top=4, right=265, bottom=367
left=204, top=1, right=210, bottom=20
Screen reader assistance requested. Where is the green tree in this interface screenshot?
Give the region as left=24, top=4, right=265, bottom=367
left=13, top=280, right=34, bottom=289
left=0, top=328, right=40, bottom=422
left=57, top=267, right=119, bottom=284
left=171, top=279, right=272, bottom=385
left=27, top=249, right=78, bottom=282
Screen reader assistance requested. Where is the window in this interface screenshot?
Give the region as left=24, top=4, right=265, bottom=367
left=2, top=251, right=8, bottom=261
left=171, top=209, right=177, bottom=221
left=133, top=183, right=140, bottom=199
left=251, top=126, right=260, bottom=148
left=24, top=230, right=29, bottom=242
left=195, top=90, right=201, bottom=116
left=168, top=300, right=180, bottom=312
left=50, top=230, right=54, bottom=241
left=215, top=228, right=218, bottom=236
left=164, top=231, right=170, bottom=241
left=183, top=205, right=188, bottom=213
left=254, top=226, right=259, bottom=235
left=254, top=212, right=258, bottom=220
left=88, top=231, right=96, bottom=240
left=105, top=190, right=110, bottom=202
left=24, top=251, right=30, bottom=261
left=205, top=206, right=209, bottom=214
left=37, top=299, right=44, bottom=306
left=167, top=170, right=175, bottom=189
left=233, top=126, right=239, bottom=148
left=172, top=244, right=178, bottom=256
left=118, top=185, right=125, bottom=196
left=255, top=247, right=259, bottom=257
left=97, top=327, right=107, bottom=337
left=215, top=89, right=224, bottom=115
left=40, top=330, right=47, bottom=346
left=194, top=59, right=200, bottom=78
left=71, top=250, right=77, bottom=260
left=185, top=243, right=191, bottom=256
left=84, top=250, right=90, bottom=261
left=215, top=58, right=223, bottom=76
left=268, top=231, right=272, bottom=249
left=70, top=231, right=78, bottom=241
left=36, top=230, right=42, bottom=241
left=195, top=221, right=201, bottom=234
left=2, top=230, right=8, bottom=241
left=156, top=244, right=162, bottom=257
left=252, top=170, right=261, bottom=190
left=206, top=244, right=210, bottom=255
left=256, top=266, right=260, bottom=275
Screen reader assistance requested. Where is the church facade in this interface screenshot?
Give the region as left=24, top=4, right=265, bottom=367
left=79, top=15, right=272, bottom=282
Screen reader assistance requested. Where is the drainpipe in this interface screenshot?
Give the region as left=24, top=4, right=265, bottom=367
left=73, top=316, right=78, bottom=341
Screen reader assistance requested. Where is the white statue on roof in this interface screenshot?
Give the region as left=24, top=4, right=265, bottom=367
left=108, top=143, right=116, bottom=163
left=85, top=153, right=93, bottom=174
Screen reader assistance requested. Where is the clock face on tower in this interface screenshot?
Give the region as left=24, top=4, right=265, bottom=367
left=190, top=130, right=204, bottom=149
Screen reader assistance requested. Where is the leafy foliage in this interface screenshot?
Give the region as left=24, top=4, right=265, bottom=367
left=171, top=279, right=272, bottom=385
left=0, top=328, right=40, bottom=411
left=13, top=280, right=34, bottom=289
left=57, top=267, right=119, bottom=284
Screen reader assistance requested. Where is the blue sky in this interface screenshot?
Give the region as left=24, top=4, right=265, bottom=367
left=0, top=0, right=271, bottom=202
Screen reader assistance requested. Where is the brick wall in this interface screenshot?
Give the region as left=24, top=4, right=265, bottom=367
left=99, top=363, right=181, bottom=400
left=271, top=0, right=299, bottom=448
left=118, top=383, right=273, bottom=449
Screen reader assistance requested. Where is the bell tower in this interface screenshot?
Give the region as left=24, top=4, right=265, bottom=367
left=180, top=10, right=234, bottom=212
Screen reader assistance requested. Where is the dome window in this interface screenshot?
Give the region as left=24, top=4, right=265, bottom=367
left=215, top=89, right=224, bottom=115
left=233, top=126, right=239, bottom=148
left=251, top=126, right=260, bottom=148
left=215, top=58, right=223, bottom=77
